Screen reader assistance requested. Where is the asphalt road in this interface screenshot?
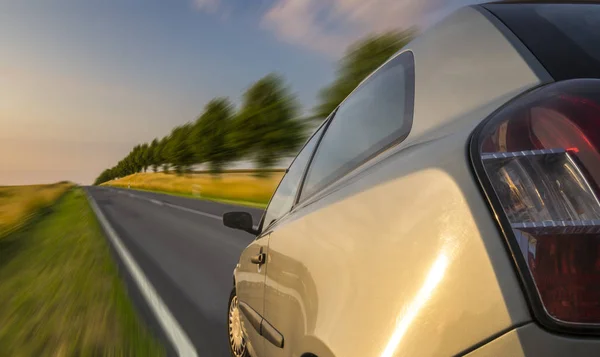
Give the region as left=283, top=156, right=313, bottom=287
left=86, top=186, right=263, bottom=356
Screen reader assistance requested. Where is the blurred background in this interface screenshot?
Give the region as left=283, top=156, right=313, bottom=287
left=1, top=1, right=488, bottom=356
left=1, top=0, right=483, bottom=187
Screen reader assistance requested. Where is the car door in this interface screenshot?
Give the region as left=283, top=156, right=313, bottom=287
left=236, top=122, right=327, bottom=356
left=236, top=231, right=270, bottom=357
left=262, top=51, right=416, bottom=357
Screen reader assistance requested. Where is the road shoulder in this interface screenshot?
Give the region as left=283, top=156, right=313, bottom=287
left=86, top=187, right=197, bottom=357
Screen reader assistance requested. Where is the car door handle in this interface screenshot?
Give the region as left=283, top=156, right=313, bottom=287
left=250, top=253, right=266, bottom=265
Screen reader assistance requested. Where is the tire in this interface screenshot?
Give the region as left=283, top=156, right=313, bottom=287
left=228, top=288, right=250, bottom=357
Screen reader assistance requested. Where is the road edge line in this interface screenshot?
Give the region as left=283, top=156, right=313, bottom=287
left=86, top=190, right=198, bottom=357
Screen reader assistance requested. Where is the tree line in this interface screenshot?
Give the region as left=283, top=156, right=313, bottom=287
left=94, top=30, right=413, bottom=186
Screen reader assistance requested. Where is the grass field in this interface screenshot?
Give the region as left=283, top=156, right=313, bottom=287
left=0, top=182, right=73, bottom=238
left=0, top=188, right=164, bottom=357
left=103, top=171, right=284, bottom=208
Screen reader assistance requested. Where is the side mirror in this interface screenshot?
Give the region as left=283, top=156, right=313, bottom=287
left=223, top=211, right=258, bottom=235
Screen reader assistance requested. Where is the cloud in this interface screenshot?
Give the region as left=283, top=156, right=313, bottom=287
left=262, top=0, right=352, bottom=56
left=262, top=0, right=450, bottom=57
left=193, top=0, right=220, bottom=12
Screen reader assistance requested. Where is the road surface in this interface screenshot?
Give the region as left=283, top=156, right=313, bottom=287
left=86, top=186, right=263, bottom=356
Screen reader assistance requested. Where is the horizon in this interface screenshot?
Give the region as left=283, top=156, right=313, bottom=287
left=1, top=0, right=482, bottom=185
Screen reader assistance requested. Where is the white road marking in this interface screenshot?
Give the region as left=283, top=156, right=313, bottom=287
left=150, top=199, right=164, bottom=206
left=164, top=202, right=221, bottom=220
left=87, top=192, right=198, bottom=357
left=162, top=202, right=259, bottom=230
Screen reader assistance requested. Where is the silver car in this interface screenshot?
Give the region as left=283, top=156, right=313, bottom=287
left=223, top=2, right=600, bottom=356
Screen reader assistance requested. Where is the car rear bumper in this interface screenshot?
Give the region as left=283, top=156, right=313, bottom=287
left=466, top=322, right=600, bottom=356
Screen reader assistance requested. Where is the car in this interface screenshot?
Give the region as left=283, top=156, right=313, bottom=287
left=222, top=2, right=600, bottom=356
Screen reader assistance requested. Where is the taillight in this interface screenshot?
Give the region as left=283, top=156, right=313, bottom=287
left=471, top=79, right=600, bottom=332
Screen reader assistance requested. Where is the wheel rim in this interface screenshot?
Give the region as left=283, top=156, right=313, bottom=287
left=229, top=296, right=246, bottom=356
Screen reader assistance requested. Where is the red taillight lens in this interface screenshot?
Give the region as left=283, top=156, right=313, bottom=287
left=472, top=79, right=600, bottom=328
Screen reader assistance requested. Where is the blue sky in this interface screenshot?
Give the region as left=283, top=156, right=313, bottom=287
left=0, top=0, right=481, bottom=185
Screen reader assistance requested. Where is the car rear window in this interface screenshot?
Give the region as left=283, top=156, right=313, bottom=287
left=484, top=3, right=600, bottom=80
left=299, top=51, right=415, bottom=201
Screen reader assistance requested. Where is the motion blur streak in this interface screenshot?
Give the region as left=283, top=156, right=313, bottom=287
left=380, top=253, right=449, bottom=357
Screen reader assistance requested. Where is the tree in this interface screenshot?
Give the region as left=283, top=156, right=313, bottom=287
left=313, top=30, right=415, bottom=120
left=191, top=98, right=237, bottom=173
left=94, top=168, right=114, bottom=185
left=149, top=138, right=160, bottom=172
left=127, top=145, right=143, bottom=173
left=140, top=143, right=150, bottom=172
left=158, top=137, right=170, bottom=173
left=166, top=124, right=195, bottom=175
left=135, top=145, right=145, bottom=173
left=234, top=74, right=307, bottom=170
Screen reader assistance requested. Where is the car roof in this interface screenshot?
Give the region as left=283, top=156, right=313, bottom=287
left=482, top=1, right=600, bottom=80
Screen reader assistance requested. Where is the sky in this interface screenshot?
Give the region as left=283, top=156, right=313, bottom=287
left=0, top=0, right=482, bottom=185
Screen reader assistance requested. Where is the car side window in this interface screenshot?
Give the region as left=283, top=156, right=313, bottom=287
left=262, top=124, right=326, bottom=229
left=299, top=51, right=415, bottom=201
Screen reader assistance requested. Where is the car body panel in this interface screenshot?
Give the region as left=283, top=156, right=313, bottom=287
left=236, top=234, right=270, bottom=356
left=263, top=124, right=530, bottom=357
left=236, top=5, right=561, bottom=357
left=483, top=2, right=600, bottom=81
left=465, top=323, right=600, bottom=356
left=401, top=5, right=552, bottom=151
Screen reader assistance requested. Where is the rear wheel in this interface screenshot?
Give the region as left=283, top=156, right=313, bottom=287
left=228, top=289, right=249, bottom=357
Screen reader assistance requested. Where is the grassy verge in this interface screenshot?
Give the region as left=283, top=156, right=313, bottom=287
left=103, top=172, right=282, bottom=208
left=0, top=182, right=73, bottom=238
left=0, top=188, right=164, bottom=357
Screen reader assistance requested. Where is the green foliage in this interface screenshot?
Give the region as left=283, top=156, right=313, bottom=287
left=192, top=98, right=237, bottom=173
left=149, top=138, right=160, bottom=172
left=0, top=189, right=165, bottom=356
left=131, top=145, right=142, bottom=173
left=93, top=169, right=114, bottom=186
left=234, top=73, right=307, bottom=170
left=166, top=124, right=195, bottom=175
left=313, top=30, right=415, bottom=120
left=157, top=137, right=169, bottom=170
left=140, top=143, right=150, bottom=172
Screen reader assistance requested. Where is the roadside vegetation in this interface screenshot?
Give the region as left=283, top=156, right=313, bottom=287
left=104, top=171, right=284, bottom=208
left=93, top=31, right=414, bottom=186
left=0, top=182, right=72, bottom=238
left=0, top=187, right=164, bottom=357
